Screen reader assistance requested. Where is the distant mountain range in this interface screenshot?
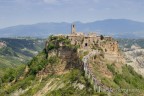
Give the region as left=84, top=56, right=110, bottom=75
left=0, top=19, right=144, bottom=38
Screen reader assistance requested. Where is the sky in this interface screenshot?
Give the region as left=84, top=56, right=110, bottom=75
left=0, top=0, right=144, bottom=28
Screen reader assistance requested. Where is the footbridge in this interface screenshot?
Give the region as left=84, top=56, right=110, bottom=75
left=82, top=50, right=113, bottom=95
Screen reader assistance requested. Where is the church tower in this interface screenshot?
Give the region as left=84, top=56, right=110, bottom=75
left=71, top=24, right=76, bottom=34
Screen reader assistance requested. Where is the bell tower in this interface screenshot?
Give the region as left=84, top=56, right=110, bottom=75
left=71, top=24, right=76, bottom=34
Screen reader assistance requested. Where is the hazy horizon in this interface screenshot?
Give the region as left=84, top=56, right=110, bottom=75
left=1, top=18, right=144, bottom=29
left=0, top=0, right=144, bottom=28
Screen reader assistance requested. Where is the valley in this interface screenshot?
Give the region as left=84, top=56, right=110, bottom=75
left=0, top=38, right=45, bottom=76
left=118, top=39, right=144, bottom=77
left=0, top=33, right=144, bottom=96
left=1, top=0, right=144, bottom=95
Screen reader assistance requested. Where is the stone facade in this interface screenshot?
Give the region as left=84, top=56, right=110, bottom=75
left=67, top=24, right=118, bottom=54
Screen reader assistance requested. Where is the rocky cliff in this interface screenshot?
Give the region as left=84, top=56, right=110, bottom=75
left=1, top=36, right=144, bottom=96
left=125, top=47, right=144, bottom=77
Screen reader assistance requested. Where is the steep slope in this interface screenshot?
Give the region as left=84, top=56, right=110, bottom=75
left=0, top=36, right=144, bottom=96
left=125, top=49, right=144, bottom=76
left=0, top=36, right=92, bottom=96
left=87, top=50, right=144, bottom=95
left=118, top=39, right=144, bottom=77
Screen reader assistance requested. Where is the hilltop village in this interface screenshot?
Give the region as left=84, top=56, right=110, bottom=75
left=2, top=24, right=143, bottom=96
left=67, top=24, right=119, bottom=54
left=49, top=24, right=124, bottom=64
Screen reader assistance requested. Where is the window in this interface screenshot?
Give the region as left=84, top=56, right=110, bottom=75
left=85, top=43, right=88, bottom=47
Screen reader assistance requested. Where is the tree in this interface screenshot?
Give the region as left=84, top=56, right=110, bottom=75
left=100, top=35, right=104, bottom=40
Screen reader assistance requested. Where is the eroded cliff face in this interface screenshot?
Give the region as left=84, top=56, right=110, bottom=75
left=125, top=48, right=144, bottom=77
left=102, top=41, right=125, bottom=64
left=2, top=36, right=144, bottom=96
left=36, top=36, right=82, bottom=77
left=37, top=48, right=81, bottom=77
left=39, top=35, right=125, bottom=77
left=86, top=49, right=125, bottom=82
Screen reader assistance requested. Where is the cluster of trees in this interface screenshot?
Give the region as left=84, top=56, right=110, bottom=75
left=47, top=35, right=79, bottom=52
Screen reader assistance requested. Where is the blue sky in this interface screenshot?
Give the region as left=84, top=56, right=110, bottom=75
left=0, top=0, right=144, bottom=28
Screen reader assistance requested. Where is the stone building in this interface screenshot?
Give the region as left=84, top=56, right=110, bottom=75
left=67, top=24, right=118, bottom=53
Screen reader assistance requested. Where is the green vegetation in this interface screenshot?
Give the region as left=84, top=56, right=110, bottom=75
left=4, top=75, right=35, bottom=95
left=0, top=50, right=48, bottom=94
left=118, top=39, right=144, bottom=48
left=28, top=50, right=60, bottom=75
left=47, top=35, right=79, bottom=52
left=47, top=69, right=96, bottom=96
left=1, top=75, right=35, bottom=95
left=106, top=64, right=144, bottom=94
left=0, top=38, right=45, bottom=53
left=0, top=47, right=17, bottom=56
left=0, top=56, right=23, bottom=72
left=48, top=56, right=59, bottom=65
left=28, top=50, right=48, bottom=75
left=0, top=38, right=45, bottom=77
left=107, top=64, right=116, bottom=75
left=1, top=36, right=144, bottom=96
left=0, top=64, right=28, bottom=94
left=100, top=35, right=104, bottom=40
left=1, top=65, right=25, bottom=83
left=47, top=42, right=56, bottom=51
left=47, top=35, right=70, bottom=51
left=114, top=65, right=144, bottom=89
left=0, top=35, right=95, bottom=95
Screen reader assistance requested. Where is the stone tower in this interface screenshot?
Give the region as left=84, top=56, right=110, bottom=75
left=71, top=24, right=76, bottom=34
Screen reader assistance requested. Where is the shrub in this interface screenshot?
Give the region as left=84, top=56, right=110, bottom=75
left=113, top=65, right=144, bottom=89
left=29, top=58, right=48, bottom=75
left=48, top=56, right=59, bottom=64
left=100, top=35, right=104, bottom=40
left=1, top=65, right=25, bottom=83
left=49, top=35, right=58, bottom=41
left=29, top=51, right=48, bottom=75
left=107, top=64, right=115, bottom=74
left=5, top=75, right=35, bottom=94
left=47, top=42, right=56, bottom=51
left=70, top=69, right=80, bottom=82
left=114, top=74, right=123, bottom=85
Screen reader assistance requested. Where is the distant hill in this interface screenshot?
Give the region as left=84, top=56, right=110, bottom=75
left=0, top=19, right=144, bottom=38
left=0, top=38, right=45, bottom=76
left=118, top=39, right=144, bottom=49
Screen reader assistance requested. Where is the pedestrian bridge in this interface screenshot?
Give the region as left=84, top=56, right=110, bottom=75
left=82, top=50, right=113, bottom=95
